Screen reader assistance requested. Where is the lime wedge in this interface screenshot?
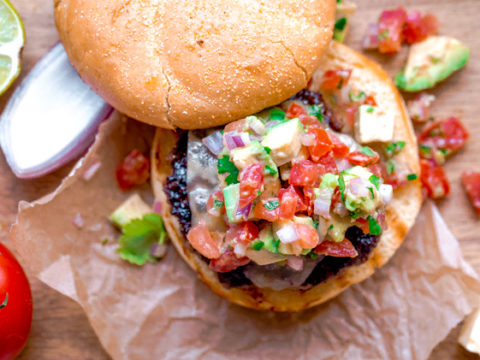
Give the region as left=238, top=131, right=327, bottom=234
left=0, top=0, right=24, bottom=95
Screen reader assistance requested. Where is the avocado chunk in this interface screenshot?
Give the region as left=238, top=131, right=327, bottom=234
left=246, top=226, right=285, bottom=265
left=230, top=141, right=277, bottom=175
left=261, top=118, right=303, bottom=166
left=110, top=193, right=153, bottom=228
left=333, top=2, right=357, bottom=43
left=223, top=183, right=241, bottom=223
left=395, top=36, right=470, bottom=92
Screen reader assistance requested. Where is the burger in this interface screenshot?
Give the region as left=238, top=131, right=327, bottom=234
left=55, top=0, right=422, bottom=311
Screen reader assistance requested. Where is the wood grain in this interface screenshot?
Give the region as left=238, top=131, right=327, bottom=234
left=2, top=0, right=478, bottom=358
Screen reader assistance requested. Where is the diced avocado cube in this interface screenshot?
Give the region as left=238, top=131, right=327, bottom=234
left=223, top=183, right=240, bottom=223
left=354, top=105, right=394, bottom=144
left=320, top=173, right=339, bottom=191
left=395, top=36, right=470, bottom=92
left=110, top=193, right=153, bottom=228
left=293, top=215, right=314, bottom=227
left=230, top=141, right=277, bottom=176
left=261, top=118, right=303, bottom=166
left=258, top=226, right=280, bottom=253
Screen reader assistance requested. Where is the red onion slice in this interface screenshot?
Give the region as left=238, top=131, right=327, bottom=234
left=202, top=131, right=224, bottom=155
left=276, top=225, right=299, bottom=244
left=235, top=203, right=252, bottom=221
left=0, top=43, right=112, bottom=178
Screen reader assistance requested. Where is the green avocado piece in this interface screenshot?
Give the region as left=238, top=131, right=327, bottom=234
left=333, top=2, right=356, bottom=43
left=110, top=193, right=153, bottom=228
left=223, top=183, right=241, bottom=223
left=395, top=36, right=470, bottom=92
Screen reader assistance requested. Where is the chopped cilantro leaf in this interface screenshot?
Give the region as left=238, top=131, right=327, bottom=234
left=349, top=91, right=366, bottom=102
left=334, top=17, right=347, bottom=31
left=385, top=141, right=406, bottom=157
left=272, top=238, right=281, bottom=253
left=214, top=199, right=224, bottom=208
left=368, top=187, right=375, bottom=199
left=366, top=106, right=375, bottom=113
left=117, top=213, right=167, bottom=266
left=360, top=146, right=375, bottom=157
left=338, top=174, right=346, bottom=201
left=217, top=155, right=239, bottom=185
left=102, top=238, right=109, bottom=245
left=265, top=164, right=278, bottom=175
left=328, top=224, right=334, bottom=231
left=368, top=216, right=382, bottom=235
left=264, top=146, right=272, bottom=154
left=378, top=29, right=389, bottom=40
left=313, top=220, right=319, bottom=230
left=407, top=173, right=418, bottom=181
left=251, top=240, right=264, bottom=251
left=369, top=174, right=380, bottom=190
left=419, top=144, right=431, bottom=156
left=310, top=252, right=318, bottom=259
left=309, top=104, right=324, bottom=122
left=386, top=159, right=395, bottom=175
left=270, top=108, right=285, bottom=121
left=264, top=200, right=280, bottom=210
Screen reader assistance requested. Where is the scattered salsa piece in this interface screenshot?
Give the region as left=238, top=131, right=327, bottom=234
left=462, top=172, right=480, bottom=217
left=115, top=149, right=150, bottom=191
left=403, top=12, right=439, bottom=45
left=378, top=7, right=407, bottom=54
left=314, top=239, right=358, bottom=258
left=321, top=69, right=352, bottom=90
left=420, top=159, right=450, bottom=199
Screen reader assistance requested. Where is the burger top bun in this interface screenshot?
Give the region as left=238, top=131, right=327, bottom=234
left=54, top=0, right=336, bottom=129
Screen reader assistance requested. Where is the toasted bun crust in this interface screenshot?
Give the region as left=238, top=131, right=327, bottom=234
left=152, top=42, right=422, bottom=311
left=54, top=0, right=335, bottom=129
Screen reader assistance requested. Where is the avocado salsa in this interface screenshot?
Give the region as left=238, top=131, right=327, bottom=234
left=165, top=72, right=412, bottom=291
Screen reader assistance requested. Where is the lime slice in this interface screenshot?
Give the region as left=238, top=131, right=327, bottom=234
left=0, top=0, right=24, bottom=95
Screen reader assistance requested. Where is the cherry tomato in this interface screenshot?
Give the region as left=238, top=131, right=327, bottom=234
left=420, top=159, right=450, bottom=199
left=115, top=149, right=150, bottom=191
left=307, top=127, right=333, bottom=162
left=328, top=132, right=349, bottom=158
left=462, top=171, right=480, bottom=217
left=286, top=102, right=307, bottom=119
left=346, top=150, right=380, bottom=166
left=207, top=190, right=225, bottom=217
left=321, top=69, right=352, bottom=90
left=296, top=224, right=319, bottom=249
left=187, top=221, right=221, bottom=259
left=253, top=197, right=280, bottom=222
left=403, top=12, right=439, bottom=44
left=239, top=163, right=264, bottom=208
left=314, top=239, right=358, bottom=258
left=0, top=243, right=33, bottom=360
left=225, top=222, right=259, bottom=245
left=378, top=7, right=407, bottom=54
left=289, top=160, right=326, bottom=187
left=209, top=249, right=250, bottom=273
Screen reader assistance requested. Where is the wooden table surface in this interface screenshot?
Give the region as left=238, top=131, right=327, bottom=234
left=1, top=0, right=478, bottom=359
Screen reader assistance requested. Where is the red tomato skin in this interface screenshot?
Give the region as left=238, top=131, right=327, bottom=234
left=209, top=249, right=250, bottom=273
left=308, top=127, right=333, bottom=162
left=279, top=186, right=308, bottom=214
left=346, top=151, right=380, bottom=166
left=187, top=221, right=221, bottom=259
left=299, top=114, right=322, bottom=128
left=278, top=186, right=299, bottom=220
left=115, top=149, right=150, bottom=191
left=303, top=187, right=316, bottom=216
left=368, top=164, right=382, bottom=177
left=207, top=190, right=225, bottom=216
left=289, top=160, right=326, bottom=187
left=314, top=239, right=358, bottom=258
left=328, top=133, right=349, bottom=157
left=0, top=243, right=33, bottom=360
left=226, top=222, right=259, bottom=245
left=363, top=95, right=377, bottom=106
left=462, top=171, right=480, bottom=217
left=253, top=197, right=280, bottom=222
left=286, top=103, right=307, bottom=119
left=321, top=69, right=352, bottom=90
left=296, top=224, right=320, bottom=249
left=239, top=163, right=264, bottom=208
left=420, top=159, right=450, bottom=199
left=345, top=105, right=359, bottom=127
left=403, top=12, right=439, bottom=44
left=378, top=7, right=407, bottom=54
left=317, top=152, right=338, bottom=174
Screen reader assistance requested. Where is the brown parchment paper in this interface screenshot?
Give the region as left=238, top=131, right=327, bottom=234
left=11, top=113, right=480, bottom=360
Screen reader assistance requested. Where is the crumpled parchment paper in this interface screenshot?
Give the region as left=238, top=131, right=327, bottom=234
left=11, top=113, right=480, bottom=360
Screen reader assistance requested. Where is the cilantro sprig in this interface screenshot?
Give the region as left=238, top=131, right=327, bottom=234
left=367, top=215, right=382, bottom=236
left=217, top=155, right=239, bottom=185
left=385, top=141, right=406, bottom=157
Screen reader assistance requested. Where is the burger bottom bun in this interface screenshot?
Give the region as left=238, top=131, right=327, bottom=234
left=151, top=42, right=422, bottom=311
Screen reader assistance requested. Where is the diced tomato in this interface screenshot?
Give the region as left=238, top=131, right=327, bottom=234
left=225, top=222, right=259, bottom=245
left=290, top=160, right=326, bottom=187
left=403, top=12, right=439, bottom=44
left=368, top=163, right=382, bottom=177
left=209, top=249, right=250, bottom=273
left=253, top=197, right=280, bottom=222
left=308, top=127, right=333, bottom=162
left=355, top=218, right=370, bottom=235
left=286, top=102, right=307, bottom=119
left=418, top=117, right=469, bottom=161
left=317, top=152, right=338, bottom=174
left=380, top=162, right=405, bottom=189
left=346, top=150, right=380, bottom=166
left=314, top=239, right=358, bottom=258
left=303, top=187, right=316, bottom=216
left=115, top=149, right=150, bottom=191
left=378, top=7, right=407, bottom=54
left=299, top=114, right=322, bottom=128
left=321, top=69, right=352, bottom=90
left=345, top=105, right=359, bottom=127
left=328, top=132, right=349, bottom=157
left=278, top=185, right=307, bottom=219
left=239, top=163, right=264, bottom=208
left=187, top=221, right=221, bottom=259
left=296, top=223, right=320, bottom=249
left=462, top=171, right=480, bottom=217
left=363, top=95, right=377, bottom=106
left=329, top=187, right=342, bottom=212
left=207, top=190, right=225, bottom=217
left=420, top=159, right=450, bottom=199
left=224, top=118, right=246, bottom=133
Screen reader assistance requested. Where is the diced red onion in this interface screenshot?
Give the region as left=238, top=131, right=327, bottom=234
left=153, top=201, right=163, bottom=215
left=407, top=93, right=435, bottom=123
left=234, top=242, right=247, bottom=257
left=236, top=203, right=252, bottom=221
left=314, top=198, right=331, bottom=218
left=348, top=177, right=372, bottom=199
left=149, top=243, right=167, bottom=258
left=72, top=212, right=84, bottom=229
left=362, top=23, right=380, bottom=49
left=82, top=161, right=101, bottom=181
left=336, top=158, right=351, bottom=172
left=276, top=225, right=299, bottom=244
left=301, top=133, right=316, bottom=146
left=224, top=131, right=249, bottom=150
left=379, top=184, right=393, bottom=204
left=286, top=256, right=304, bottom=271
left=202, top=131, right=224, bottom=155
left=266, top=120, right=280, bottom=129
left=248, top=117, right=266, bottom=135
left=239, top=132, right=251, bottom=146
left=232, top=134, right=245, bottom=147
